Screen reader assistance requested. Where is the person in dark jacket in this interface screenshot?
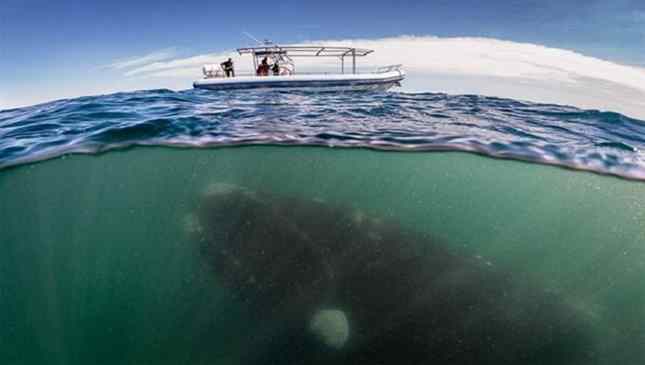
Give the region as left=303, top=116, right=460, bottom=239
left=221, top=58, right=234, bottom=77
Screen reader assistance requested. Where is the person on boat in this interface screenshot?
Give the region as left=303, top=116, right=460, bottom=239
left=257, top=57, right=270, bottom=76
left=271, top=62, right=280, bottom=76
left=221, top=58, right=234, bottom=77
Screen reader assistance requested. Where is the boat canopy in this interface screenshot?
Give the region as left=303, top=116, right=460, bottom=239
left=236, top=45, right=374, bottom=74
left=237, top=46, right=374, bottom=57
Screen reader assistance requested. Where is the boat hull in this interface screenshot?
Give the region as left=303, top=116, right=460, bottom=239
left=193, top=70, right=405, bottom=92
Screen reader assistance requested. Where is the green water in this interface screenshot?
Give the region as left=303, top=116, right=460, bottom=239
left=1, top=146, right=645, bottom=364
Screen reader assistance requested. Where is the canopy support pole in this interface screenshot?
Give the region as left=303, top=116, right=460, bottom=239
left=352, top=49, right=356, bottom=74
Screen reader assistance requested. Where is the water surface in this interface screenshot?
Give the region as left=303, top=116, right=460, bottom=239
left=2, top=89, right=645, bottom=180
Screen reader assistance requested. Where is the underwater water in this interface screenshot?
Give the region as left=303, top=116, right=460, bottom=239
left=1, top=90, right=645, bottom=364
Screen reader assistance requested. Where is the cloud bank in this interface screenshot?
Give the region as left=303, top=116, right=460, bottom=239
left=104, top=48, right=178, bottom=70
left=4, top=36, right=645, bottom=120
left=110, top=36, right=645, bottom=119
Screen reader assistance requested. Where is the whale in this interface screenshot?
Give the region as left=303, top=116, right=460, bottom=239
left=189, top=183, right=596, bottom=365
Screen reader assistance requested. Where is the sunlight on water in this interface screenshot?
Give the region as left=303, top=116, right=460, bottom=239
left=1, top=146, right=645, bottom=364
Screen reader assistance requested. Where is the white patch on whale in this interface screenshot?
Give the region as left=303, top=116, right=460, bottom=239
left=182, top=213, right=202, bottom=234
left=204, top=182, right=240, bottom=197
left=309, top=308, right=350, bottom=350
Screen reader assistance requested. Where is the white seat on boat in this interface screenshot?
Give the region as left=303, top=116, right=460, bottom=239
left=202, top=64, right=222, bottom=78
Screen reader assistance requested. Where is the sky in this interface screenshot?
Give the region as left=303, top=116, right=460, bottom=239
left=2, top=0, right=645, bottom=117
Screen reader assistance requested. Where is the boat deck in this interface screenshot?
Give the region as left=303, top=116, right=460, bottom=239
left=194, top=69, right=405, bottom=91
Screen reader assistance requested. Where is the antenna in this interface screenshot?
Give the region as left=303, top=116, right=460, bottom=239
left=242, top=32, right=263, bottom=46
left=243, top=32, right=277, bottom=47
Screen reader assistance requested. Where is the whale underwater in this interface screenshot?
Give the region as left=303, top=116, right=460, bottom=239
left=188, top=183, right=597, bottom=365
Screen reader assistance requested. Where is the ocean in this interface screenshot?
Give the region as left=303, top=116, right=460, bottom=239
left=1, top=89, right=645, bottom=364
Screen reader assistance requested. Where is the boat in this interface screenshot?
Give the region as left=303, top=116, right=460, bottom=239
left=193, top=43, right=405, bottom=92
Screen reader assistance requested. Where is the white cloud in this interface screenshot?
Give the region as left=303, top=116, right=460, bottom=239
left=128, top=36, right=645, bottom=88
left=309, top=36, right=645, bottom=93
left=114, top=36, right=645, bottom=119
left=123, top=52, right=236, bottom=76
left=104, top=48, right=178, bottom=70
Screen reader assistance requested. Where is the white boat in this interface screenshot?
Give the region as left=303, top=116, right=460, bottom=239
left=193, top=44, right=405, bottom=92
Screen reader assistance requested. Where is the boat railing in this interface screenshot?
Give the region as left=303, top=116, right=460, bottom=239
left=202, top=65, right=403, bottom=79
left=203, top=72, right=328, bottom=78
left=375, top=64, right=403, bottom=73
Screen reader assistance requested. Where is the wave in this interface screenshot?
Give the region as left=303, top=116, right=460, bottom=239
left=1, top=88, right=645, bottom=180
